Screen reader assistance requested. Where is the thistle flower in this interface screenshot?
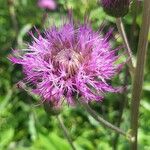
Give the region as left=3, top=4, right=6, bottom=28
left=10, top=17, right=124, bottom=106
left=38, top=0, right=56, bottom=10
left=101, top=0, right=130, bottom=17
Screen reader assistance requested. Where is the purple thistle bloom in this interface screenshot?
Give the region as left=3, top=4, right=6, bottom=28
left=38, top=0, right=56, bottom=10
left=10, top=18, right=124, bottom=106
left=101, top=0, right=130, bottom=17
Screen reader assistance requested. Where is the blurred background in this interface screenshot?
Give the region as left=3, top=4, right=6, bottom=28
left=0, top=0, right=150, bottom=150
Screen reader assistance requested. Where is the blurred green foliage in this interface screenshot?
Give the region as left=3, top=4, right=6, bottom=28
left=0, top=0, right=150, bottom=150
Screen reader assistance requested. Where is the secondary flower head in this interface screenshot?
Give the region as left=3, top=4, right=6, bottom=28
left=38, top=0, right=56, bottom=10
left=101, top=0, right=130, bottom=17
left=10, top=17, right=124, bottom=106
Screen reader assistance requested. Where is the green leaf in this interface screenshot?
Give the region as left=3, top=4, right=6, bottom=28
left=33, top=133, right=57, bottom=150
left=76, top=137, right=94, bottom=150
left=32, top=132, right=71, bottom=150
left=143, top=82, right=150, bottom=91
left=28, top=113, right=37, bottom=141
left=17, top=23, right=32, bottom=48
left=97, top=142, right=112, bottom=150
left=49, top=133, right=71, bottom=150
left=0, top=128, right=14, bottom=149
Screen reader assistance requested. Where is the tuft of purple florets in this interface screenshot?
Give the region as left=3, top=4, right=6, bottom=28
left=38, top=0, right=56, bottom=10
left=10, top=18, right=124, bottom=106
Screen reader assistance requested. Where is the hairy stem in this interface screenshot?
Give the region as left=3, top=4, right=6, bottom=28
left=79, top=100, right=127, bottom=137
left=56, top=115, right=76, bottom=150
left=130, top=0, right=150, bottom=149
left=116, top=18, right=135, bottom=76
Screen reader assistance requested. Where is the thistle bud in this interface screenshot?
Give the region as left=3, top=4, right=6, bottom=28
left=101, top=0, right=130, bottom=17
left=38, top=0, right=56, bottom=10
left=43, top=99, right=62, bottom=116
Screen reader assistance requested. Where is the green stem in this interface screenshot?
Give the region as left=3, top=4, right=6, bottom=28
left=56, top=115, right=76, bottom=150
left=130, top=0, right=150, bottom=149
left=41, top=11, right=48, bottom=28
left=116, top=18, right=135, bottom=77
left=79, top=100, right=127, bottom=137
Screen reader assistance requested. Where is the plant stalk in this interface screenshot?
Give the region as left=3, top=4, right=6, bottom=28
left=116, top=18, right=135, bottom=76
left=79, top=100, right=127, bottom=137
left=130, top=0, right=150, bottom=149
left=56, top=115, right=76, bottom=150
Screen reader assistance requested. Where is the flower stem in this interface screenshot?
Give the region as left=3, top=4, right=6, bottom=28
left=79, top=100, right=127, bottom=137
left=116, top=17, right=135, bottom=76
left=41, top=11, right=48, bottom=28
left=56, top=115, right=76, bottom=150
left=130, top=0, right=150, bottom=149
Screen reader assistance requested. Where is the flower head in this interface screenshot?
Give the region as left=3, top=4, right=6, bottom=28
left=38, top=0, right=56, bottom=10
left=101, top=0, right=130, bottom=17
left=10, top=17, right=124, bottom=106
